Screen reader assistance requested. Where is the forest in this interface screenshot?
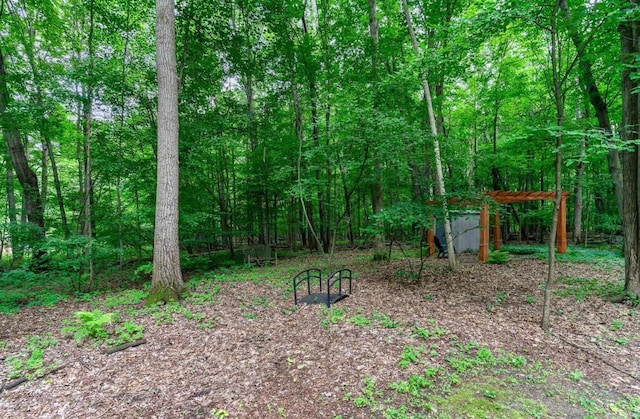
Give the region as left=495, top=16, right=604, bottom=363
left=1, top=0, right=640, bottom=295
left=3, top=0, right=640, bottom=416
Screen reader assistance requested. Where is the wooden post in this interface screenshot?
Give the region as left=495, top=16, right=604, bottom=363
left=428, top=215, right=435, bottom=257
left=557, top=196, right=567, bottom=254
left=493, top=211, right=501, bottom=251
left=479, top=204, right=489, bottom=262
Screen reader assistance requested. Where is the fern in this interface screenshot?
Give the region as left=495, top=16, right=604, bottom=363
left=63, top=310, right=118, bottom=342
left=487, top=250, right=510, bottom=264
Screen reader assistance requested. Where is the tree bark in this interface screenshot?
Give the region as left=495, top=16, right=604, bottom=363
left=559, top=0, right=624, bottom=221
left=368, top=0, right=386, bottom=261
left=620, top=0, right=640, bottom=299
left=0, top=49, right=45, bottom=253
left=402, top=0, right=456, bottom=269
left=148, top=0, right=184, bottom=305
left=573, top=135, right=585, bottom=244
left=82, top=0, right=95, bottom=285
left=542, top=2, right=564, bottom=331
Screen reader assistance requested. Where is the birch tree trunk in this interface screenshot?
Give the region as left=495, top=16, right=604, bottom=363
left=401, top=0, right=456, bottom=269
left=148, top=0, right=184, bottom=304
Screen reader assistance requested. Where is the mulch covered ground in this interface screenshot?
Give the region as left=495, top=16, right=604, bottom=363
left=0, top=251, right=638, bottom=418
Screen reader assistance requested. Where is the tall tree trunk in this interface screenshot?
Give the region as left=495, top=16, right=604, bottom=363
left=82, top=0, right=95, bottom=286
left=573, top=102, right=588, bottom=245
left=148, top=0, right=184, bottom=304
left=402, top=0, right=456, bottom=269
left=368, top=0, right=386, bottom=261
left=21, top=14, right=70, bottom=240
left=116, top=0, right=132, bottom=268
left=620, top=0, right=640, bottom=299
left=573, top=135, right=586, bottom=244
left=542, top=2, right=564, bottom=331
left=291, top=65, right=322, bottom=252
left=0, top=49, right=45, bottom=258
left=5, top=163, right=21, bottom=264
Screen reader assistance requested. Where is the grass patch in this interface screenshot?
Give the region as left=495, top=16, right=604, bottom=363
left=502, top=244, right=623, bottom=267
left=556, top=276, right=623, bottom=301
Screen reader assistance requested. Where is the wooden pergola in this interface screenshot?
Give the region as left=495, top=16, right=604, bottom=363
left=427, top=191, right=571, bottom=262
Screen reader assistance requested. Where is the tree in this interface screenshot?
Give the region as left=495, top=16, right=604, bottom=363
left=542, top=0, right=566, bottom=331
left=0, top=1, right=46, bottom=261
left=559, top=0, right=623, bottom=225
left=620, top=0, right=640, bottom=299
left=0, top=49, right=46, bottom=258
left=402, top=0, right=456, bottom=269
left=147, top=0, right=183, bottom=304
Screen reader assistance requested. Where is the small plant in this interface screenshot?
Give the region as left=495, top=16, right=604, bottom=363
left=189, top=286, right=221, bottom=305
left=399, top=345, right=423, bottom=369
left=4, top=334, right=60, bottom=380
left=413, top=324, right=448, bottom=340
left=112, top=321, right=145, bottom=345
left=5, top=355, right=25, bottom=379
left=320, top=307, right=345, bottom=327
left=212, top=409, right=229, bottom=418
left=610, top=320, right=624, bottom=331
left=142, top=302, right=209, bottom=326
left=525, top=295, right=537, bottom=304
left=372, top=312, right=398, bottom=328
left=63, top=310, right=118, bottom=342
left=568, top=369, right=583, bottom=382
left=613, top=336, right=630, bottom=346
left=487, top=250, right=510, bottom=264
left=251, top=296, right=269, bottom=308
left=27, top=334, right=58, bottom=350
left=354, top=377, right=381, bottom=409
left=495, top=290, right=508, bottom=304
left=103, top=289, right=147, bottom=308
left=348, top=313, right=372, bottom=326
left=484, top=389, right=497, bottom=399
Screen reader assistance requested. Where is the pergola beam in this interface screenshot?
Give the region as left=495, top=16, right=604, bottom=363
left=426, top=191, right=570, bottom=262
left=479, top=191, right=570, bottom=262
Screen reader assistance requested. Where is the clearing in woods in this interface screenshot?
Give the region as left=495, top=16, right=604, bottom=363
left=0, top=248, right=639, bottom=418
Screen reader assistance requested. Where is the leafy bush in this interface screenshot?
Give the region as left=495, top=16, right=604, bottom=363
left=487, top=250, right=510, bottom=264
left=63, top=310, right=119, bottom=342
left=62, top=310, right=145, bottom=346
left=113, top=321, right=145, bottom=345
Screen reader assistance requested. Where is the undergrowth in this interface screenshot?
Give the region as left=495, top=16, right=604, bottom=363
left=4, top=334, right=60, bottom=380
left=348, top=320, right=639, bottom=418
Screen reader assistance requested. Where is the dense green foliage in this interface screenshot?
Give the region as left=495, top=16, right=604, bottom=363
left=0, top=0, right=628, bottom=289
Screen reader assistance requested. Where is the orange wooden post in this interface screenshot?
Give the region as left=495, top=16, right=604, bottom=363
left=479, top=204, right=489, bottom=262
left=556, top=196, right=567, bottom=254
left=428, top=215, right=435, bottom=257
left=493, top=211, right=501, bottom=251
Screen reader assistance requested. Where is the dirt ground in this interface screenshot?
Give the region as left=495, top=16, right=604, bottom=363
left=0, top=251, right=638, bottom=418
